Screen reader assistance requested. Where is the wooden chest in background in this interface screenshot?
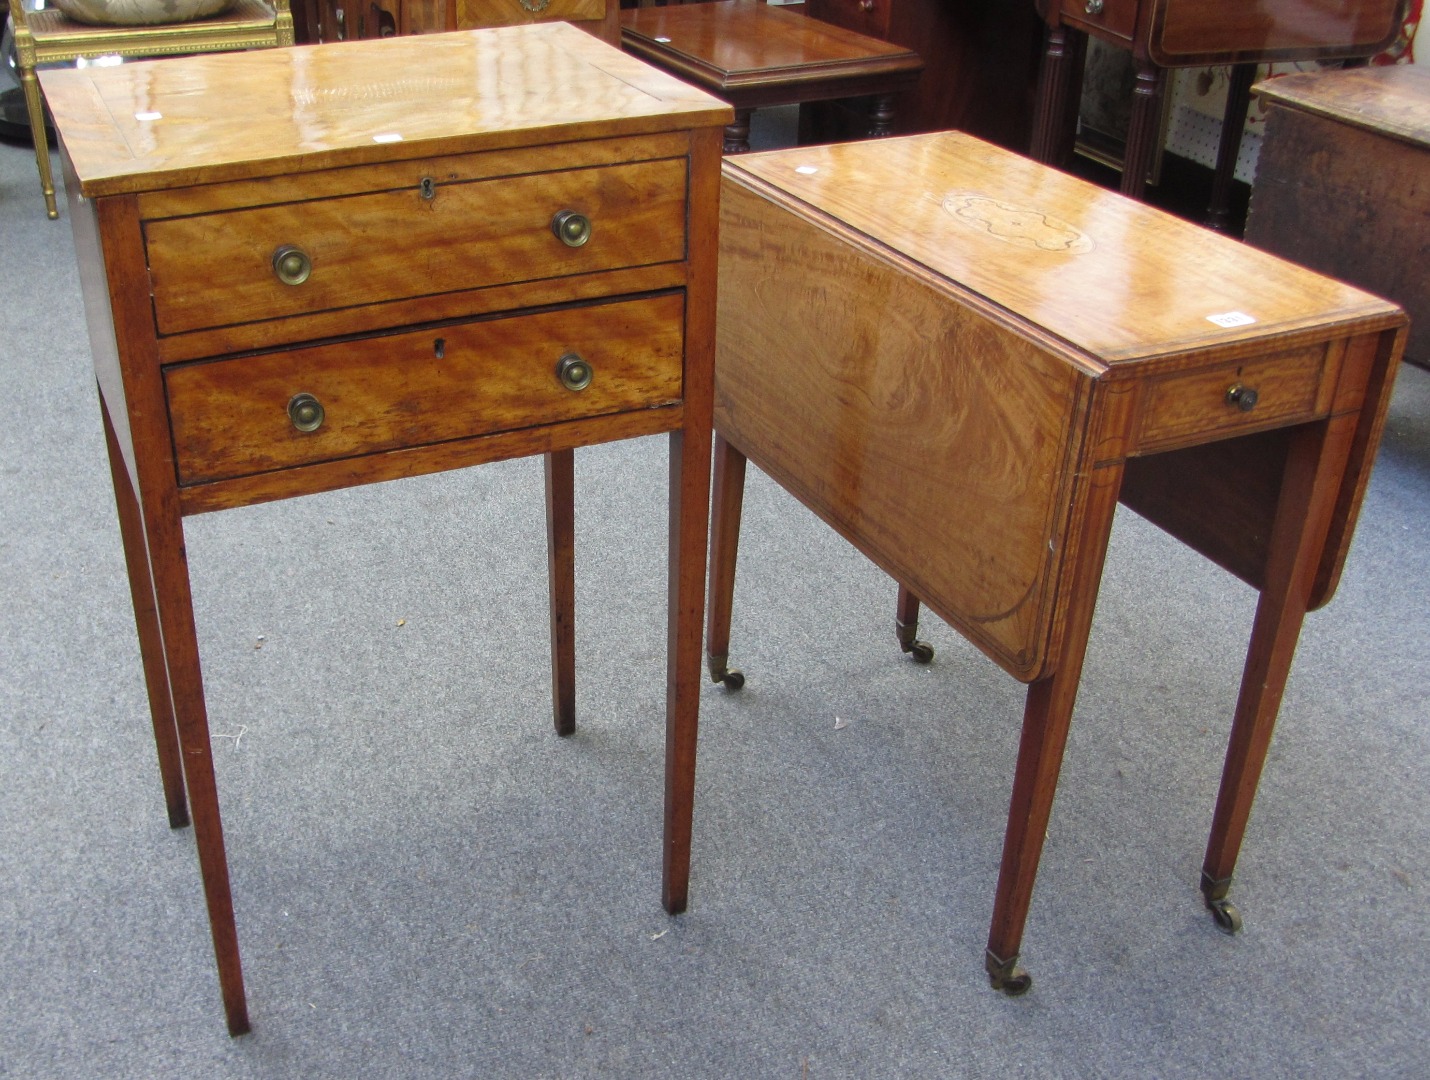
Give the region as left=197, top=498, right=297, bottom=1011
left=1245, top=64, right=1430, bottom=369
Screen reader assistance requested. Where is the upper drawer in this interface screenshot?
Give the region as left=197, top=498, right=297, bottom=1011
left=144, top=156, right=689, bottom=337
left=165, top=292, right=685, bottom=486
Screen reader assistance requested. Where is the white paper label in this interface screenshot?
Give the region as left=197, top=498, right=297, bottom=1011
left=134, top=111, right=163, bottom=122
left=1206, top=311, right=1257, bottom=328
left=795, top=165, right=819, bottom=175
left=372, top=133, right=404, bottom=144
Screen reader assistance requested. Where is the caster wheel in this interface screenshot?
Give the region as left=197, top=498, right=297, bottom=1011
left=1208, top=898, right=1242, bottom=935
left=719, top=669, right=745, bottom=691
left=989, top=964, right=1032, bottom=997
left=908, top=641, right=934, bottom=664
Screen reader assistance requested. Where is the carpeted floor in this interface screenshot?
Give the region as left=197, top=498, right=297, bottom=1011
left=1, top=100, right=1427, bottom=1079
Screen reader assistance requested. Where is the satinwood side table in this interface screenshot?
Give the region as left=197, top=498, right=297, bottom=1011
left=41, top=24, right=730, bottom=1034
left=706, top=132, right=1406, bottom=994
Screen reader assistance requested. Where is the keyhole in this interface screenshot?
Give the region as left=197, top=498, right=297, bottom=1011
left=434, top=338, right=445, bottom=359
left=420, top=177, right=436, bottom=201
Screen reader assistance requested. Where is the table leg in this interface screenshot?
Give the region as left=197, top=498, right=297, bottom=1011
left=894, top=585, right=933, bottom=664
left=705, top=433, right=746, bottom=691
left=985, top=464, right=1123, bottom=995
left=662, top=424, right=713, bottom=915
left=868, top=94, right=897, bottom=138
left=1200, top=412, right=1360, bottom=933
left=724, top=111, right=753, bottom=154
left=1204, top=63, right=1256, bottom=233
left=545, top=449, right=576, bottom=737
left=1030, top=23, right=1082, bottom=165
left=17, top=59, right=59, bottom=220
left=102, top=397, right=189, bottom=829
left=1119, top=61, right=1166, bottom=200
left=139, top=482, right=249, bottom=1034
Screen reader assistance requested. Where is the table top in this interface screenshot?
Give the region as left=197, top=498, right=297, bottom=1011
left=620, top=0, right=920, bottom=91
left=724, top=132, right=1401, bottom=366
left=1255, top=64, right=1430, bottom=151
left=39, top=22, right=731, bottom=197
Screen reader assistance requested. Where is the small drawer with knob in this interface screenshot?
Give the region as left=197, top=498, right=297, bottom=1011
left=1132, top=345, right=1328, bottom=453
left=142, top=155, right=690, bottom=342
left=1060, top=0, right=1136, bottom=40
left=164, top=292, right=686, bottom=486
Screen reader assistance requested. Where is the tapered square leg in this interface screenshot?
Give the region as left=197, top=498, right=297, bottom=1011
left=545, top=449, right=577, bottom=737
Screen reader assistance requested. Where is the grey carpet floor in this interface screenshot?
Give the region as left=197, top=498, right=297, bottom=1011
left=1, top=108, right=1427, bottom=1078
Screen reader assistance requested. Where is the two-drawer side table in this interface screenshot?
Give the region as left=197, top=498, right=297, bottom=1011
left=41, top=24, right=731, bottom=1034
left=706, top=132, right=1406, bottom=993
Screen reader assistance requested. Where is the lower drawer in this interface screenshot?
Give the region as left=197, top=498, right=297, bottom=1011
left=166, top=292, right=684, bottom=485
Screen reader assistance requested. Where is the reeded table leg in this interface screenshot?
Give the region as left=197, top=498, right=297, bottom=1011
left=1201, top=412, right=1360, bottom=934
left=102, top=397, right=189, bottom=829
left=545, top=449, right=577, bottom=737
left=17, top=60, right=58, bottom=219
left=705, top=433, right=746, bottom=691
left=1119, top=62, right=1167, bottom=200
left=1030, top=23, right=1083, bottom=166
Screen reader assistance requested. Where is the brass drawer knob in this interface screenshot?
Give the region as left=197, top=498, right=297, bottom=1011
left=556, top=353, right=593, bottom=392
left=1085, top=0, right=1104, bottom=14
left=272, top=245, right=312, bottom=286
left=551, top=210, right=592, bottom=248
left=1225, top=383, right=1259, bottom=412
left=287, top=392, right=325, bottom=432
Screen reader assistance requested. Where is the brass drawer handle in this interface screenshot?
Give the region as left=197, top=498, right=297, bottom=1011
left=272, top=245, right=312, bottom=286
left=287, top=392, right=325, bottom=432
left=1085, top=0, right=1104, bottom=14
left=556, top=353, right=593, bottom=392
left=1225, top=383, right=1259, bottom=413
left=551, top=210, right=592, bottom=248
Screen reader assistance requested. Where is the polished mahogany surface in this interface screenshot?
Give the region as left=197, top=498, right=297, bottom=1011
left=40, top=22, right=728, bottom=194
left=620, top=0, right=920, bottom=90
left=731, top=134, right=1396, bottom=364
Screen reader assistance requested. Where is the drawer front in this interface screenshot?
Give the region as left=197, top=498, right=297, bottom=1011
left=145, top=157, right=688, bottom=337
left=166, top=292, right=685, bottom=485
left=1060, top=0, right=1137, bottom=41
left=454, top=0, right=604, bottom=29
left=1135, top=346, right=1326, bottom=451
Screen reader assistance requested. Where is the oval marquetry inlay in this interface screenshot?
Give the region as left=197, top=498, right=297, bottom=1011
left=941, top=193, right=1094, bottom=254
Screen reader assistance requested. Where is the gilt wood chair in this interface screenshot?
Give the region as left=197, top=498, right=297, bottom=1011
left=10, top=0, right=293, bottom=218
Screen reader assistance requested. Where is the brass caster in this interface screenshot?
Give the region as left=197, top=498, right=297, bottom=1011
left=985, top=951, right=1033, bottom=996
left=1208, top=897, right=1242, bottom=935
left=707, top=655, right=745, bottom=691
left=905, top=640, right=934, bottom=664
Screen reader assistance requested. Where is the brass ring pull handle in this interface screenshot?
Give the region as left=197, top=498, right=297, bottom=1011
left=1085, top=0, right=1104, bottom=14
left=287, top=392, right=325, bottom=432
left=551, top=210, right=592, bottom=248
left=272, top=245, right=312, bottom=286
left=1225, top=383, right=1259, bottom=413
left=556, top=353, right=593, bottom=392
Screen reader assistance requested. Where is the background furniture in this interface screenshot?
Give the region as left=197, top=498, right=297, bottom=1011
left=291, top=0, right=619, bottom=44
left=620, top=0, right=921, bottom=152
left=1246, top=64, right=1430, bottom=369
left=41, top=23, right=728, bottom=1033
left=9, top=0, right=293, bottom=218
left=706, top=132, right=1405, bottom=993
left=1030, top=0, right=1406, bottom=214
left=805, top=0, right=1045, bottom=151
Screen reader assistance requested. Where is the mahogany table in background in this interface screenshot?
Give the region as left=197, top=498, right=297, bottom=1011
left=706, top=132, right=1405, bottom=994
left=620, top=0, right=922, bottom=153
left=41, top=25, right=730, bottom=1034
left=1030, top=0, right=1406, bottom=218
